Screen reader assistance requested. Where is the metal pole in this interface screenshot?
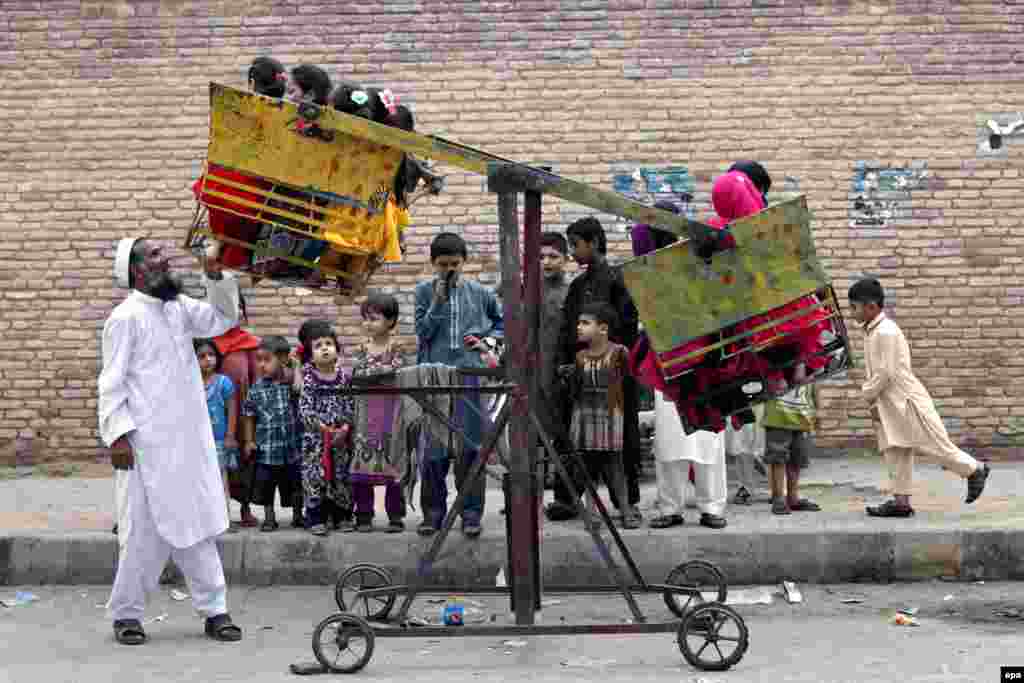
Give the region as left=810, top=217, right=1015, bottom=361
left=496, top=190, right=539, bottom=625
left=523, top=183, right=544, bottom=613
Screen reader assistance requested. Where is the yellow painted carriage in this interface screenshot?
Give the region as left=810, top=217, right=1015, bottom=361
left=186, top=84, right=442, bottom=295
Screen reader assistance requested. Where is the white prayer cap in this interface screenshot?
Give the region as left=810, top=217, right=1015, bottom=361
left=114, top=237, right=141, bottom=289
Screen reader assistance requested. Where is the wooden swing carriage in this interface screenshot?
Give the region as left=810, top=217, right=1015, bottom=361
left=186, top=82, right=854, bottom=675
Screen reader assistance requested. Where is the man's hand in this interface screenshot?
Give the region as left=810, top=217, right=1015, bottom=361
left=110, top=435, right=135, bottom=470
left=242, top=442, right=258, bottom=462
left=224, top=435, right=238, bottom=450
left=201, top=243, right=225, bottom=281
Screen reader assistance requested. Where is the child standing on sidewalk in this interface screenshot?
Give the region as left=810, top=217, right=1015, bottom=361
left=565, top=303, right=641, bottom=530
left=414, top=232, right=504, bottom=538
left=848, top=278, right=990, bottom=517
left=241, top=336, right=302, bottom=532
left=195, top=339, right=238, bottom=525
left=762, top=383, right=821, bottom=515
left=349, top=293, right=412, bottom=533
left=297, top=321, right=356, bottom=536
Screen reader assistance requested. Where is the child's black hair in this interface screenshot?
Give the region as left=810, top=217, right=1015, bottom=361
left=361, top=292, right=400, bottom=325
left=430, top=232, right=468, bottom=261
left=248, top=56, right=286, bottom=98
left=193, top=338, right=224, bottom=371
left=363, top=87, right=392, bottom=124
left=259, top=335, right=292, bottom=356
left=848, top=278, right=885, bottom=308
left=540, top=231, right=568, bottom=256
left=579, top=302, right=619, bottom=333
left=299, top=320, right=339, bottom=364
left=291, top=64, right=332, bottom=105
left=331, top=81, right=374, bottom=119
left=298, top=318, right=331, bottom=364
left=566, top=216, right=607, bottom=255
left=729, top=160, right=772, bottom=201
left=387, top=105, right=415, bottom=132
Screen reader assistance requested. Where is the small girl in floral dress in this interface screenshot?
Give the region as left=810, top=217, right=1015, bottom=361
left=297, top=320, right=355, bottom=536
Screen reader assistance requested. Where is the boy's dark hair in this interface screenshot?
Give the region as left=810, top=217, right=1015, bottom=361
left=331, top=81, right=374, bottom=119
left=291, top=64, right=332, bottom=105
left=193, top=338, right=224, bottom=371
left=364, top=87, right=392, bottom=124
left=848, top=278, right=885, bottom=308
left=566, top=216, right=607, bottom=255
left=430, top=232, right=468, bottom=261
left=298, top=320, right=339, bottom=363
left=259, top=335, right=291, bottom=356
left=729, top=160, right=772, bottom=200
left=387, top=105, right=415, bottom=132
left=361, top=291, right=400, bottom=324
left=579, top=302, right=619, bottom=332
left=540, top=231, right=568, bottom=256
left=248, top=56, right=286, bottom=98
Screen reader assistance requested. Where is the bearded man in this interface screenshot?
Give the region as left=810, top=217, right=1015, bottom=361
left=99, top=238, right=243, bottom=645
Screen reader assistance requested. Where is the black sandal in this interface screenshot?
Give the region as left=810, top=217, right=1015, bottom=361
left=205, top=613, right=242, bottom=642
left=965, top=463, right=990, bottom=504
left=866, top=500, right=915, bottom=518
left=113, top=619, right=147, bottom=645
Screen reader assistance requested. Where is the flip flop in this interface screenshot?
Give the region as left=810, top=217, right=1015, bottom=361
left=789, top=499, right=821, bottom=512
left=113, top=619, right=147, bottom=645
left=205, top=613, right=242, bottom=642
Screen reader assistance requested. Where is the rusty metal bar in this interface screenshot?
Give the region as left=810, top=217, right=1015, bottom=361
left=371, top=622, right=682, bottom=638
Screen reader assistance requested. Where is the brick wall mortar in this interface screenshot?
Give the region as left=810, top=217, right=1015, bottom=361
left=1, top=0, right=1023, bottom=463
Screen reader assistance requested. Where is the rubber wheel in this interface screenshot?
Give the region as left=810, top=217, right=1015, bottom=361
left=677, top=603, right=749, bottom=671
left=663, top=560, right=728, bottom=619
left=312, top=613, right=375, bottom=674
left=334, top=564, right=395, bottom=621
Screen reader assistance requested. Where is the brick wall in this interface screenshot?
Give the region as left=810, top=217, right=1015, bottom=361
left=1, top=0, right=1023, bottom=465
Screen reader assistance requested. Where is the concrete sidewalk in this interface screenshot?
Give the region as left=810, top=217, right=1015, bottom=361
left=1, top=453, right=1022, bottom=587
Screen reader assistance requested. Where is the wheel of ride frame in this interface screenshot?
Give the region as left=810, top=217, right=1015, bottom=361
left=677, top=603, right=749, bottom=672
left=663, top=560, right=728, bottom=619
left=312, top=612, right=376, bottom=674
left=334, top=564, right=396, bottom=620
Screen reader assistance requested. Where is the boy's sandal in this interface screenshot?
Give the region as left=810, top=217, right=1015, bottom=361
left=965, top=463, right=990, bottom=504
left=649, top=514, right=684, bottom=529
left=789, top=499, right=821, bottom=512
left=204, top=613, right=242, bottom=642
left=866, top=500, right=915, bottom=518
left=260, top=520, right=279, bottom=532
left=387, top=520, right=405, bottom=533
left=113, top=619, right=147, bottom=645
left=622, top=512, right=643, bottom=529
left=771, top=499, right=791, bottom=515
left=310, top=524, right=328, bottom=536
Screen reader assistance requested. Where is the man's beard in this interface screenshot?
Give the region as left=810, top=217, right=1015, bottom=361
left=144, top=273, right=183, bottom=302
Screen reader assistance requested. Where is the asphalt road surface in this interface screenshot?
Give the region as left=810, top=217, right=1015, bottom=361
left=0, top=580, right=1021, bottom=682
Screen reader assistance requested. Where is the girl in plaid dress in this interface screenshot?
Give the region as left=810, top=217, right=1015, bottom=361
left=566, top=303, right=640, bottom=530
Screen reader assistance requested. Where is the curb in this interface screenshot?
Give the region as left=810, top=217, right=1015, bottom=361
left=3, top=527, right=1023, bottom=587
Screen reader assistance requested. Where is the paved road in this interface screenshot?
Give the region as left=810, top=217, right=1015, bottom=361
left=1, top=581, right=1021, bottom=682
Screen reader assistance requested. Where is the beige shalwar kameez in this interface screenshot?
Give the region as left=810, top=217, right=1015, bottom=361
left=862, top=313, right=979, bottom=495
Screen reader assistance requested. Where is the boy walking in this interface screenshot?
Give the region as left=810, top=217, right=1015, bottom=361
left=241, top=336, right=302, bottom=531
left=762, top=383, right=821, bottom=515
left=848, top=278, right=990, bottom=517
left=414, top=232, right=504, bottom=537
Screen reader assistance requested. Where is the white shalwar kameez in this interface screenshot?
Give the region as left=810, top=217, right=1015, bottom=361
left=652, top=390, right=727, bottom=517
left=99, top=274, right=240, bottom=622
